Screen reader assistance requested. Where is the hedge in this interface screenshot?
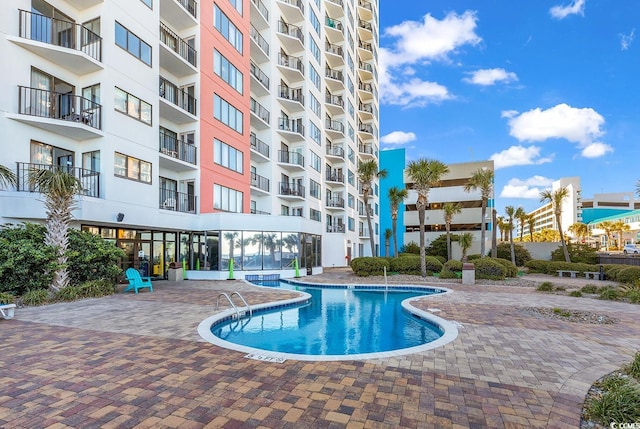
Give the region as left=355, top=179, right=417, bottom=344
left=473, top=258, right=507, bottom=280
left=389, top=255, right=421, bottom=275
left=350, top=257, right=390, bottom=276
left=492, top=258, right=518, bottom=278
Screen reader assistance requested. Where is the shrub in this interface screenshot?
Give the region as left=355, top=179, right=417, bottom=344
left=524, top=260, right=549, bottom=273
left=523, top=260, right=599, bottom=276
left=467, top=254, right=482, bottom=261
left=495, top=242, right=532, bottom=266
left=401, top=241, right=420, bottom=255
left=443, top=260, right=463, bottom=272
left=389, top=255, right=421, bottom=275
left=569, top=290, right=583, bottom=297
left=584, top=383, right=640, bottom=425
left=21, top=289, right=49, bottom=306
left=67, top=230, right=126, bottom=285
left=537, top=282, right=555, bottom=292
left=581, top=284, right=599, bottom=294
left=55, top=285, right=82, bottom=302
left=473, top=257, right=507, bottom=280
left=439, top=269, right=460, bottom=279
left=424, top=256, right=444, bottom=274
left=79, top=280, right=116, bottom=298
left=625, top=352, right=640, bottom=379
left=551, top=243, right=597, bottom=264
left=0, top=292, right=15, bottom=304
left=350, top=257, right=390, bottom=276
left=599, top=287, right=620, bottom=301
left=492, top=258, right=518, bottom=278
left=614, top=267, right=640, bottom=284
left=426, top=234, right=457, bottom=260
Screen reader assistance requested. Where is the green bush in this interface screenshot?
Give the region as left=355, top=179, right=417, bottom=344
left=614, top=267, right=640, bottom=284
left=569, top=290, right=583, bottom=297
left=67, top=230, right=125, bottom=285
left=439, top=269, right=460, bottom=279
left=599, top=287, right=620, bottom=301
left=581, top=284, right=599, bottom=294
left=624, top=352, right=640, bottom=379
left=424, top=256, right=444, bottom=274
left=443, top=260, right=463, bottom=272
left=551, top=243, right=598, bottom=264
left=389, top=255, right=421, bottom=275
left=584, top=382, right=640, bottom=425
left=79, top=280, right=116, bottom=298
left=55, top=285, right=83, bottom=302
left=523, top=260, right=599, bottom=276
left=492, top=258, right=518, bottom=277
left=523, top=260, right=548, bottom=273
left=0, top=292, right=15, bottom=304
left=400, top=242, right=420, bottom=255
left=473, top=257, right=507, bottom=280
left=495, top=242, right=532, bottom=266
left=537, top=282, right=555, bottom=292
left=21, top=289, right=49, bottom=306
left=604, top=264, right=627, bottom=280
left=350, top=257, right=390, bottom=276
left=467, top=254, right=482, bottom=261
left=426, top=234, right=457, bottom=260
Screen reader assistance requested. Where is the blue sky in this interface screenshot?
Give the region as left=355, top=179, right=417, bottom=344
left=377, top=0, right=640, bottom=214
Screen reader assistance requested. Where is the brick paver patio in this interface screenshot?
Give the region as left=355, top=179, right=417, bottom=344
left=1, top=271, right=639, bottom=428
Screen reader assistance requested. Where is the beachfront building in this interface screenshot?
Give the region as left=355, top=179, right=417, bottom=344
left=0, top=0, right=380, bottom=277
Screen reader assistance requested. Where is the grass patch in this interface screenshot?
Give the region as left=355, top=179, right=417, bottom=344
left=536, top=281, right=555, bottom=292
left=569, top=290, right=583, bottom=297
left=21, top=289, right=49, bottom=306
left=552, top=307, right=572, bottom=317
left=581, top=284, right=599, bottom=294
left=584, top=382, right=640, bottom=424
left=624, top=352, right=640, bottom=379
left=599, top=287, right=620, bottom=301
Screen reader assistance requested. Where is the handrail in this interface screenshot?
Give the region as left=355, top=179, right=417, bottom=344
left=216, top=292, right=252, bottom=319
left=230, top=292, right=252, bottom=317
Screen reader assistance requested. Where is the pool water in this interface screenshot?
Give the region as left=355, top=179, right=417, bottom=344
left=210, top=282, right=445, bottom=356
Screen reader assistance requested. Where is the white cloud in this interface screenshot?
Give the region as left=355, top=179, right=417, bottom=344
left=463, top=68, right=518, bottom=86
left=501, top=110, right=519, bottom=119
left=500, top=176, right=555, bottom=199
left=505, top=103, right=605, bottom=145
left=620, top=29, right=635, bottom=50
left=489, top=145, right=554, bottom=169
left=581, top=142, right=613, bottom=158
left=380, top=77, right=452, bottom=107
left=380, top=131, right=417, bottom=145
left=550, top=0, right=586, bottom=19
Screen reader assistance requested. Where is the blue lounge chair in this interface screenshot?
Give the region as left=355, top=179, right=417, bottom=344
left=124, top=268, right=153, bottom=294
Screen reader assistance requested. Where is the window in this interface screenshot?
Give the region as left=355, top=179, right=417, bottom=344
left=214, top=50, right=243, bottom=94
left=375, top=203, right=378, bottom=215
left=309, top=64, right=320, bottom=90
left=214, top=184, right=243, bottom=212
left=309, top=150, right=321, bottom=171
left=347, top=76, right=354, bottom=95
left=347, top=52, right=354, bottom=73
left=309, top=35, right=320, bottom=63
left=309, top=179, right=321, bottom=199
left=348, top=100, right=354, bottom=118
left=375, top=183, right=379, bottom=196
left=214, top=139, right=243, bottom=173
left=114, top=152, right=152, bottom=183
left=348, top=124, right=354, bottom=141
left=281, top=205, right=289, bottom=216
left=82, top=151, right=100, bottom=171
left=214, top=94, right=243, bottom=133
left=348, top=217, right=355, bottom=231
left=310, top=208, right=321, bottom=222
left=82, top=84, right=100, bottom=105
left=348, top=170, right=355, bottom=186
left=348, top=146, right=355, bottom=163
left=309, top=8, right=319, bottom=35
left=310, top=93, right=320, bottom=117
left=309, top=121, right=321, bottom=144
left=214, top=5, right=243, bottom=54
left=115, top=22, right=151, bottom=66
left=140, top=0, right=152, bottom=8
left=228, top=0, right=242, bottom=14
left=348, top=193, right=355, bottom=208
left=115, top=87, right=152, bottom=125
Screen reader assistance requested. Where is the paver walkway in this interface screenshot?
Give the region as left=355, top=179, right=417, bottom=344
left=1, top=271, right=639, bottom=428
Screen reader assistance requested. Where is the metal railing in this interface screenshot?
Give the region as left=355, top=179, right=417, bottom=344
left=358, top=40, right=373, bottom=53
left=326, top=146, right=344, bottom=158
left=16, top=162, right=100, bottom=198
left=278, top=117, right=304, bottom=135
left=325, top=42, right=343, bottom=57
left=250, top=24, right=270, bottom=55
left=278, top=85, right=304, bottom=104
left=250, top=208, right=271, bottom=215
left=325, top=16, right=344, bottom=32
left=326, top=172, right=344, bottom=183
left=251, top=0, right=269, bottom=20
left=250, top=133, right=270, bottom=158
left=359, top=228, right=371, bottom=238
left=18, top=86, right=102, bottom=130
left=358, top=0, right=373, bottom=11
left=325, top=67, right=344, bottom=82
left=175, top=0, right=197, bottom=17
left=160, top=22, right=197, bottom=67
left=325, top=92, right=344, bottom=107
left=250, top=97, right=270, bottom=123
left=278, top=151, right=304, bottom=167
left=359, top=144, right=374, bottom=155
left=327, top=224, right=345, bottom=233
left=159, top=77, right=197, bottom=115
left=359, top=102, right=373, bottom=113
left=250, top=172, right=270, bottom=192
left=327, top=197, right=345, bottom=208
left=278, top=53, right=304, bottom=75
left=358, top=19, right=372, bottom=31
left=18, top=10, right=102, bottom=62
left=359, top=82, right=373, bottom=92
left=325, top=118, right=345, bottom=133
left=159, top=188, right=197, bottom=213
left=278, top=182, right=305, bottom=197
left=278, top=0, right=304, bottom=14
left=159, top=132, right=197, bottom=165
left=359, top=122, right=374, bottom=134
left=359, top=61, right=374, bottom=73
left=250, top=61, right=270, bottom=90
left=277, top=20, right=304, bottom=45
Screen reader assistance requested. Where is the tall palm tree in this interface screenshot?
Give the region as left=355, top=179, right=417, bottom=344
left=387, top=186, right=407, bottom=257
left=384, top=228, right=392, bottom=257
left=527, top=214, right=536, bottom=242
left=459, top=232, right=473, bottom=262
left=515, top=207, right=527, bottom=242
left=540, top=186, right=571, bottom=262
left=463, top=168, right=494, bottom=257
left=28, top=167, right=83, bottom=292
left=611, top=220, right=630, bottom=250
left=0, top=165, right=16, bottom=189
left=442, top=202, right=462, bottom=261
left=568, top=222, right=589, bottom=243
left=504, top=206, right=517, bottom=265
left=357, top=160, right=387, bottom=256
left=496, top=216, right=506, bottom=241
left=406, top=158, right=449, bottom=277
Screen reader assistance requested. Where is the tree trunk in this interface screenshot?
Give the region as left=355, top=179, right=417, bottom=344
left=446, top=224, right=451, bottom=261
left=418, top=208, right=426, bottom=278
left=385, top=239, right=390, bottom=257
left=480, top=200, right=487, bottom=256
left=509, top=227, right=516, bottom=266
left=364, top=190, right=375, bottom=256
left=392, top=215, right=398, bottom=257
left=557, top=214, right=571, bottom=262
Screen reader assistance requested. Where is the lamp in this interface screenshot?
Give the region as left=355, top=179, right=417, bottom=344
left=116, top=213, right=125, bottom=222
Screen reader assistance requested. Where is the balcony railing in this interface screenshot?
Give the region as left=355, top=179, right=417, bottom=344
left=359, top=228, right=371, bottom=238
left=277, top=20, right=304, bottom=45
left=279, top=182, right=305, bottom=197
left=278, top=150, right=304, bottom=167
left=18, top=86, right=102, bottom=130
left=327, top=197, right=345, bottom=208
left=358, top=40, right=373, bottom=53
left=16, top=162, right=100, bottom=198
left=160, top=77, right=197, bottom=115
left=327, top=224, right=345, bottom=233
left=359, top=61, right=374, bottom=73
left=326, top=172, right=344, bottom=183
left=251, top=0, right=269, bottom=20
left=278, top=117, right=304, bottom=135
left=326, top=92, right=344, bottom=107
left=359, top=82, right=373, bottom=92
left=327, top=0, right=343, bottom=6
left=359, top=122, right=374, bottom=134
left=18, top=10, right=102, bottom=62
left=326, top=146, right=344, bottom=158
left=325, top=42, right=343, bottom=57
left=250, top=24, right=269, bottom=55
left=250, top=133, right=270, bottom=158
left=250, top=172, right=270, bottom=192
left=358, top=0, right=373, bottom=11
left=159, top=132, right=197, bottom=165
left=278, top=0, right=304, bottom=14
left=250, top=208, right=271, bottom=215
left=278, top=86, right=304, bottom=104
left=278, top=53, right=304, bottom=75
left=325, top=67, right=344, bottom=82
left=358, top=19, right=372, bottom=31
left=359, top=144, right=374, bottom=155
left=250, top=61, right=270, bottom=90
left=250, top=97, right=270, bottom=123
left=160, top=22, right=197, bottom=67
left=176, top=0, right=197, bottom=18
left=325, top=118, right=344, bottom=133
left=159, top=188, right=196, bottom=213
left=359, top=102, right=373, bottom=113
left=325, top=16, right=344, bottom=32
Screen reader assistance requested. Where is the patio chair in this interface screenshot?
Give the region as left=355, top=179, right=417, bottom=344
left=124, top=268, right=153, bottom=294
left=0, top=303, right=16, bottom=320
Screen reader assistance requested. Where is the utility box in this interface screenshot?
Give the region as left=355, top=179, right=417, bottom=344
left=167, top=268, right=183, bottom=282
left=462, top=263, right=475, bottom=285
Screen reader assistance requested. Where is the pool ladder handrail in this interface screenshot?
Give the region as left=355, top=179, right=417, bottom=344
left=216, top=292, right=253, bottom=319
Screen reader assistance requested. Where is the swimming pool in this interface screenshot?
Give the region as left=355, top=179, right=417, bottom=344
left=198, top=280, right=458, bottom=361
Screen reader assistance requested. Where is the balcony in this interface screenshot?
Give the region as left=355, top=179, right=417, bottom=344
left=325, top=17, right=344, bottom=44
left=250, top=61, right=270, bottom=96
left=358, top=143, right=375, bottom=159
left=250, top=172, right=270, bottom=194
left=326, top=171, right=344, bottom=184
left=250, top=133, right=270, bottom=162
left=358, top=122, right=374, bottom=136
left=359, top=227, right=371, bottom=239
left=159, top=131, right=197, bottom=170
left=159, top=188, right=197, bottom=213
left=357, top=0, right=374, bottom=21
left=159, top=77, right=197, bottom=124
left=325, top=118, right=345, bottom=137
left=276, top=20, right=304, bottom=53
left=325, top=92, right=344, bottom=116
left=16, top=163, right=100, bottom=198
left=277, top=86, right=304, bottom=111
left=325, top=41, right=344, bottom=68
left=250, top=24, right=270, bottom=63
left=277, top=117, right=305, bottom=142
left=326, top=145, right=345, bottom=160
left=11, top=10, right=103, bottom=75
left=250, top=97, right=270, bottom=128
left=325, top=0, right=344, bottom=16
left=160, top=0, right=198, bottom=31
left=13, top=86, right=103, bottom=140
left=250, top=0, right=269, bottom=30
left=358, top=60, right=374, bottom=80
left=276, top=0, right=305, bottom=23
left=358, top=102, right=374, bottom=121
left=326, top=197, right=345, bottom=208
left=277, top=53, right=304, bottom=82
left=279, top=182, right=305, bottom=199
left=159, top=22, right=197, bottom=77
left=325, top=67, right=344, bottom=92
left=327, top=224, right=345, bottom=233
left=62, top=0, right=103, bottom=10
left=277, top=150, right=305, bottom=170
left=250, top=208, right=271, bottom=215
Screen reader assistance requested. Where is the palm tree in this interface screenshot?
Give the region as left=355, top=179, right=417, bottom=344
left=463, top=168, right=494, bottom=257
left=540, top=186, right=571, bottom=262
left=527, top=214, right=536, bottom=242
left=496, top=216, right=506, bottom=241
left=504, top=206, right=517, bottom=265
left=406, top=158, right=449, bottom=277
left=0, top=165, right=16, bottom=189
left=568, top=222, right=589, bottom=243
left=357, top=160, right=387, bottom=256
left=384, top=228, right=392, bottom=257
left=27, top=167, right=83, bottom=292
left=611, top=220, right=630, bottom=250
left=387, top=186, right=408, bottom=257
left=515, top=207, right=527, bottom=242
left=442, top=202, right=462, bottom=261
left=459, top=232, right=473, bottom=262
